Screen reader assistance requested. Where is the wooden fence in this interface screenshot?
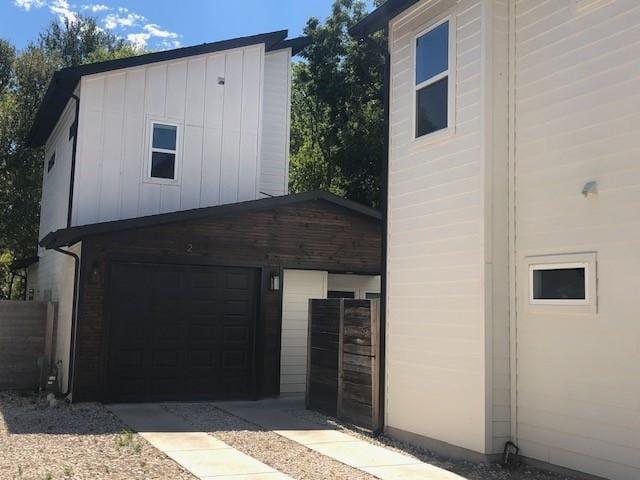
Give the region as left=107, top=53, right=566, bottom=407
left=0, top=300, right=53, bottom=391
left=306, top=298, right=380, bottom=430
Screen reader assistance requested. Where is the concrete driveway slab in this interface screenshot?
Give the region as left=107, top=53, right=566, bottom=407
left=109, top=403, right=293, bottom=480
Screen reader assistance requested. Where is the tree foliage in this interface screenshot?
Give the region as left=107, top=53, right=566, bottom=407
left=0, top=16, right=140, bottom=299
left=290, top=0, right=386, bottom=208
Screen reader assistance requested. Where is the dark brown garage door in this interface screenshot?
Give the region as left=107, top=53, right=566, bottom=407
left=107, top=262, right=258, bottom=402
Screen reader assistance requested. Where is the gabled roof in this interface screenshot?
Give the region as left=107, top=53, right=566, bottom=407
left=349, top=0, right=419, bottom=38
left=9, top=256, right=39, bottom=270
left=40, top=191, right=381, bottom=248
left=27, top=30, right=310, bottom=147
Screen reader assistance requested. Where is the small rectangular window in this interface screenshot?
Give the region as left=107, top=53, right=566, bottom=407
left=149, top=122, right=177, bottom=180
left=529, top=263, right=588, bottom=305
left=327, top=290, right=356, bottom=299
left=47, top=153, right=56, bottom=172
left=365, top=292, right=380, bottom=300
left=415, top=18, right=451, bottom=138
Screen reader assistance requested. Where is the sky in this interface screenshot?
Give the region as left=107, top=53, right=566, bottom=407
left=0, top=0, right=369, bottom=51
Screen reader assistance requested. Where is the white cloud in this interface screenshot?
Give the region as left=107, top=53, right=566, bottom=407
left=81, top=3, right=110, bottom=12
left=143, top=23, right=178, bottom=39
left=49, top=0, right=77, bottom=23
left=13, top=0, right=182, bottom=50
left=103, top=11, right=145, bottom=29
left=13, top=0, right=46, bottom=11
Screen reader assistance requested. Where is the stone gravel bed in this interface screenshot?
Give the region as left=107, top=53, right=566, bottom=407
left=0, top=392, right=195, bottom=480
left=286, top=408, right=579, bottom=480
left=165, top=402, right=377, bottom=480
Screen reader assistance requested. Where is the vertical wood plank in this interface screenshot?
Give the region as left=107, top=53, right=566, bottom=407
left=220, top=50, right=243, bottom=203
left=166, top=61, right=187, bottom=119
left=181, top=125, right=204, bottom=209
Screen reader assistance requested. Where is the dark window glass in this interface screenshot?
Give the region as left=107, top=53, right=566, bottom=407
left=151, top=151, right=176, bottom=179
left=47, top=153, right=56, bottom=172
left=327, top=290, right=356, bottom=299
left=533, top=268, right=586, bottom=300
left=365, top=292, right=381, bottom=300
left=416, top=77, right=448, bottom=137
left=152, top=124, right=177, bottom=150
left=416, top=21, right=449, bottom=84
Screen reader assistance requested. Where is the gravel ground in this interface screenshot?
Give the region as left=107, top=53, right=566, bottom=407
left=286, top=407, right=579, bottom=480
left=165, top=402, right=376, bottom=480
left=0, top=392, right=195, bottom=480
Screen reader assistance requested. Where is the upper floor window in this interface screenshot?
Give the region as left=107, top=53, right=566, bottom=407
left=149, top=122, right=178, bottom=180
left=414, top=17, right=453, bottom=139
left=47, top=152, right=56, bottom=173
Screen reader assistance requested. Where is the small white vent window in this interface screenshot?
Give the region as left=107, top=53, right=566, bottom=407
left=526, top=252, right=597, bottom=313
left=149, top=122, right=178, bottom=181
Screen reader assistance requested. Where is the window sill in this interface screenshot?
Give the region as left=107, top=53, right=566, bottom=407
left=412, top=125, right=454, bottom=147
left=143, top=177, right=181, bottom=187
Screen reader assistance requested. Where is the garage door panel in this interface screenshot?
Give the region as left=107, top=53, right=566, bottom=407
left=108, top=262, right=257, bottom=401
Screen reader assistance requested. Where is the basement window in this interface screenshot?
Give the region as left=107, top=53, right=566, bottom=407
left=149, top=122, right=178, bottom=181
left=414, top=16, right=454, bottom=139
left=529, top=263, right=588, bottom=305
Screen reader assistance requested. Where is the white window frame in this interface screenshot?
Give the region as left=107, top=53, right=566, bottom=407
left=412, top=14, right=456, bottom=144
left=146, top=119, right=181, bottom=184
left=529, top=262, right=590, bottom=306
left=521, top=252, right=598, bottom=315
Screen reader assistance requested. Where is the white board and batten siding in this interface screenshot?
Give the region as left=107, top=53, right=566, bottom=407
left=72, top=43, right=290, bottom=226
left=260, top=50, right=291, bottom=197
left=386, top=0, right=508, bottom=455
left=280, top=270, right=328, bottom=395
left=514, top=1, right=640, bottom=478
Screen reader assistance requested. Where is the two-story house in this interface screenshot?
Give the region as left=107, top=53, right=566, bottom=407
left=24, top=30, right=382, bottom=404
left=352, top=1, right=640, bottom=479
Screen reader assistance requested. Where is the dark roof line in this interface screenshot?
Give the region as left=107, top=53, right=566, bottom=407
left=40, top=191, right=381, bottom=248
left=349, top=0, right=419, bottom=38
left=267, top=36, right=311, bottom=56
left=9, top=256, right=39, bottom=271
left=27, top=29, right=298, bottom=147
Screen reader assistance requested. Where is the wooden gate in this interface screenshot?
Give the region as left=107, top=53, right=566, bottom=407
left=306, top=298, right=380, bottom=430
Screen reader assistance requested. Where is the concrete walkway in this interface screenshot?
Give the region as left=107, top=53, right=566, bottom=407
left=108, top=404, right=291, bottom=480
left=217, top=399, right=464, bottom=480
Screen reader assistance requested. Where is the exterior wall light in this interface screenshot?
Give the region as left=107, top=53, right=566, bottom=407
left=270, top=273, right=280, bottom=291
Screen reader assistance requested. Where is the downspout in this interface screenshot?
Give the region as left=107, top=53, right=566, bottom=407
left=375, top=25, right=391, bottom=435
left=51, top=246, right=80, bottom=398
left=67, top=94, right=80, bottom=228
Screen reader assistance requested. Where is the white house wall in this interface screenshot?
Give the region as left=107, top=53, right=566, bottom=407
left=386, top=0, right=489, bottom=454
left=260, top=49, right=291, bottom=197
left=513, top=1, right=640, bottom=478
left=72, top=44, right=266, bottom=226
left=280, top=269, right=328, bottom=395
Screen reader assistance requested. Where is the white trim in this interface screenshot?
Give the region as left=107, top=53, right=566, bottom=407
left=411, top=13, right=457, bottom=144
left=145, top=118, right=182, bottom=185
left=528, top=262, right=589, bottom=306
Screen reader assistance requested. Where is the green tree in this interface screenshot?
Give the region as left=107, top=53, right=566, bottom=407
left=290, top=0, right=386, bottom=208
left=0, top=16, right=140, bottom=298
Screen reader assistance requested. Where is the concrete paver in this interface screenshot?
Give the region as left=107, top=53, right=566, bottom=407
left=217, top=401, right=465, bottom=480
left=108, top=403, right=293, bottom=480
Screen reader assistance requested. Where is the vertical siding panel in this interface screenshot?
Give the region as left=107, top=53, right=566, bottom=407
left=185, top=57, right=206, bottom=126
left=220, top=50, right=243, bottom=203
left=201, top=127, right=222, bottom=206
left=181, top=125, right=204, bottom=209
left=160, top=185, right=180, bottom=213
left=144, top=65, right=166, bottom=117
left=98, top=73, right=125, bottom=222
left=76, top=77, right=105, bottom=226
left=260, top=50, right=290, bottom=196
left=238, top=46, right=262, bottom=201
left=121, top=68, right=146, bottom=219
left=166, top=61, right=187, bottom=119
left=204, top=53, right=225, bottom=129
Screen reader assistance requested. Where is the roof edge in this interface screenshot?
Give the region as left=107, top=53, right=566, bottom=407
left=40, top=191, right=381, bottom=249
left=349, top=0, right=419, bottom=38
